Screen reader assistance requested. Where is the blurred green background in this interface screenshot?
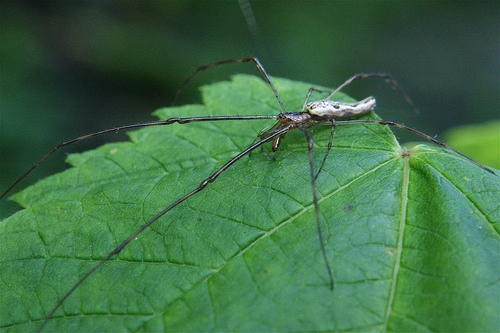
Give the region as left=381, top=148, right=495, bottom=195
left=1, top=0, right=498, bottom=216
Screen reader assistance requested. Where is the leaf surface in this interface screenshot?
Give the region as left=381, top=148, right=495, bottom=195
left=1, top=75, right=499, bottom=332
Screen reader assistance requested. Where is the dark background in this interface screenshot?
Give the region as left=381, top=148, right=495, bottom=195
left=1, top=0, right=498, bottom=216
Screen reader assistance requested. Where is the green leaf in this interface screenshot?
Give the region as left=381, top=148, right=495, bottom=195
left=1, top=75, right=499, bottom=332
left=443, top=120, right=500, bottom=170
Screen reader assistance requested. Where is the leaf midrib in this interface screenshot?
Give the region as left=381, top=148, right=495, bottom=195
left=382, top=148, right=410, bottom=331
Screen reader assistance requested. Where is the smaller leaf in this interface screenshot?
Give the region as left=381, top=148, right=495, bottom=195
left=443, top=119, right=500, bottom=169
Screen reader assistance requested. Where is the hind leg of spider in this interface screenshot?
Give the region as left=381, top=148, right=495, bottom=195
left=338, top=119, right=498, bottom=176
left=325, top=73, right=418, bottom=114
left=314, top=119, right=336, bottom=180
left=301, top=87, right=332, bottom=111
left=303, top=129, right=335, bottom=290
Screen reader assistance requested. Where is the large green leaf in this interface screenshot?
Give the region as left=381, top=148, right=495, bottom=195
left=1, top=75, right=499, bottom=332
